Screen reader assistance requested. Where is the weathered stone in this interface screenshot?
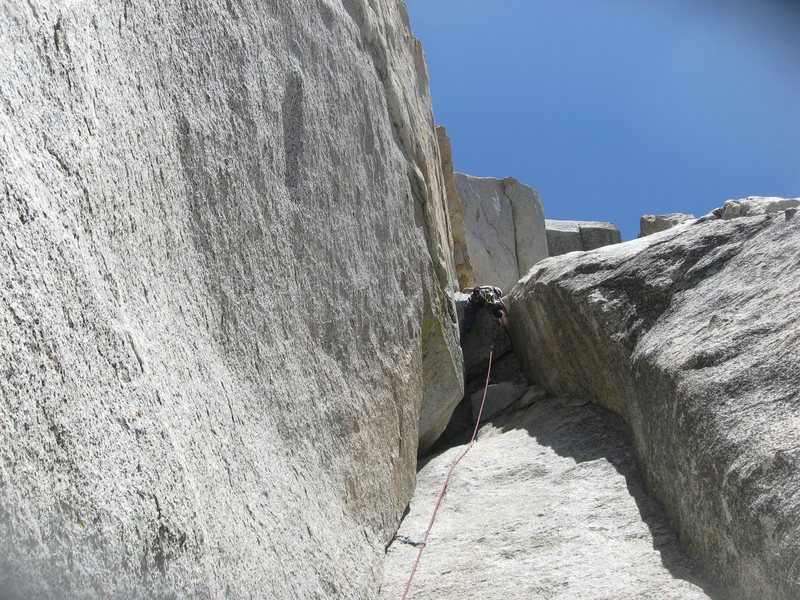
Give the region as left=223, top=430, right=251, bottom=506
left=436, top=125, right=475, bottom=289
left=544, top=219, right=583, bottom=255
left=484, top=352, right=527, bottom=388
left=717, top=196, right=800, bottom=219
left=0, top=1, right=461, bottom=598
left=545, top=219, right=622, bottom=256
left=382, top=398, right=713, bottom=599
left=470, top=381, right=528, bottom=422
left=504, top=178, right=550, bottom=270
left=639, top=213, right=696, bottom=237
left=513, top=384, right=548, bottom=411
left=455, top=173, right=548, bottom=291
left=579, top=221, right=623, bottom=249
left=507, top=213, right=800, bottom=599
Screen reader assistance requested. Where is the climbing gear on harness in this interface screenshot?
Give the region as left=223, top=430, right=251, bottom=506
left=394, top=535, right=426, bottom=548
left=399, top=341, right=496, bottom=599
left=461, top=285, right=507, bottom=335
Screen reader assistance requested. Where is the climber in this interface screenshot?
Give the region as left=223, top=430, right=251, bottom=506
left=460, top=285, right=507, bottom=334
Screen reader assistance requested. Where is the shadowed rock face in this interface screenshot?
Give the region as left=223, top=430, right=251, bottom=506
left=507, top=211, right=800, bottom=599
left=0, top=1, right=461, bottom=597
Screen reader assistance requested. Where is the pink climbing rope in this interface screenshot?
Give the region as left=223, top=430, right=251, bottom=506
left=400, top=345, right=495, bottom=600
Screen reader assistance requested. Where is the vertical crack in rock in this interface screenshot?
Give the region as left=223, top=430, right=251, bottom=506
left=338, top=0, right=463, bottom=456
left=281, top=70, right=306, bottom=190
left=503, top=177, right=522, bottom=281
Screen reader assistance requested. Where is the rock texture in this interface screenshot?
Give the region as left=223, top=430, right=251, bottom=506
left=436, top=125, right=474, bottom=289
left=0, top=1, right=462, bottom=598
left=507, top=211, right=800, bottom=599
left=469, top=381, right=528, bottom=423
left=639, top=213, right=695, bottom=237
left=545, top=219, right=622, bottom=256
left=715, top=196, right=800, bottom=219
left=455, top=173, right=547, bottom=291
left=382, top=397, right=712, bottom=599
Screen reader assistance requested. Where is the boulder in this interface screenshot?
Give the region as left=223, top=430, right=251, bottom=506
left=545, top=219, right=622, bottom=256
left=512, top=385, right=548, bottom=411
left=382, top=398, right=712, bottom=599
left=507, top=212, right=800, bottom=599
left=0, top=1, right=461, bottom=597
left=545, top=219, right=583, bottom=255
left=469, top=381, right=529, bottom=423
left=455, top=173, right=548, bottom=291
left=484, top=352, right=528, bottom=389
left=716, top=196, right=800, bottom=219
left=639, top=213, right=696, bottom=237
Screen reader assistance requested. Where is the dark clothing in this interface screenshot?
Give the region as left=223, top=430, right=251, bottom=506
left=487, top=302, right=505, bottom=320
left=462, top=306, right=479, bottom=333
left=461, top=286, right=505, bottom=335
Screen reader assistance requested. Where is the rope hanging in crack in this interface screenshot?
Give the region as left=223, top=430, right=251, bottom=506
left=400, top=342, right=496, bottom=600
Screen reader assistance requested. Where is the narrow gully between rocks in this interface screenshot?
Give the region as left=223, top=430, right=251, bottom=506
left=380, top=307, right=721, bottom=600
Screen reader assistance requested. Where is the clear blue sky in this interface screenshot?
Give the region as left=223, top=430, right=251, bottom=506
left=404, top=0, right=800, bottom=240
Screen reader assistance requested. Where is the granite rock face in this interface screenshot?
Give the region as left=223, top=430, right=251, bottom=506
left=382, top=397, right=712, bottom=599
left=639, top=213, right=695, bottom=237
left=507, top=213, right=800, bottom=599
left=545, top=219, right=622, bottom=256
left=0, top=1, right=461, bottom=598
left=455, top=173, right=548, bottom=291
left=436, top=126, right=474, bottom=289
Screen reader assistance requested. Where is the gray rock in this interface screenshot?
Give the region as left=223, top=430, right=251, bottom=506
left=0, top=1, right=461, bottom=598
left=469, top=382, right=528, bottom=423
left=513, top=385, right=548, bottom=411
left=484, top=352, right=527, bottom=388
left=382, top=398, right=712, bottom=599
left=455, top=173, right=548, bottom=291
left=639, top=213, right=696, bottom=237
left=436, top=125, right=475, bottom=289
left=718, top=196, right=800, bottom=219
left=545, top=219, right=622, bottom=256
left=544, top=219, right=583, bottom=255
left=507, top=212, right=800, bottom=599
left=581, top=221, right=622, bottom=249
left=505, top=178, right=550, bottom=271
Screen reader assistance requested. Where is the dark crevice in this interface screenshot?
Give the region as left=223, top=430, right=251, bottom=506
left=419, top=304, right=526, bottom=467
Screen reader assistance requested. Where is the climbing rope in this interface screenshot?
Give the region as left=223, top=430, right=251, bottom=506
left=399, top=343, right=495, bottom=599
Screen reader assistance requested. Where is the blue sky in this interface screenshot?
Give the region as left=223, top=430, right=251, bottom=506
left=404, top=0, right=800, bottom=240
